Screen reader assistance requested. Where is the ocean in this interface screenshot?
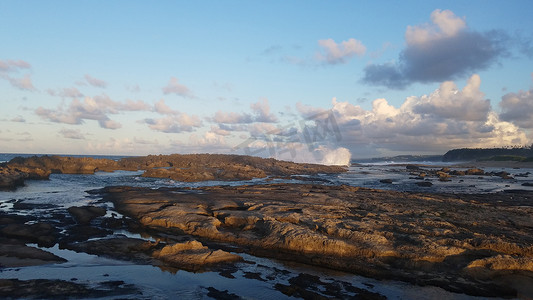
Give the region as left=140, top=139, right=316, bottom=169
left=1, top=153, right=532, bottom=299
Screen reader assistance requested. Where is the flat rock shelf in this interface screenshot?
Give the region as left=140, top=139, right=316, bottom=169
left=98, top=183, right=533, bottom=298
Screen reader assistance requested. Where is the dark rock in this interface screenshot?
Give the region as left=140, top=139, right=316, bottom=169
left=206, top=287, right=242, bottom=300
left=0, top=279, right=140, bottom=299
left=61, top=225, right=112, bottom=243
left=379, top=179, right=393, bottom=184
left=68, top=206, right=106, bottom=225
left=0, top=238, right=66, bottom=267
left=0, top=222, right=59, bottom=247
left=416, top=181, right=433, bottom=187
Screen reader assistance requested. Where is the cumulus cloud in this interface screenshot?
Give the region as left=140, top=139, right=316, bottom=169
left=213, top=111, right=253, bottom=124
left=363, top=9, right=508, bottom=89
left=84, top=74, right=107, bottom=88
left=162, top=77, right=193, bottom=98
left=35, top=95, right=150, bottom=129
left=410, top=74, right=491, bottom=121
left=210, top=125, right=231, bottom=136
left=316, top=38, right=366, bottom=64
left=499, top=88, right=533, bottom=128
left=59, top=128, right=85, bottom=139
left=212, top=98, right=278, bottom=124
left=141, top=99, right=202, bottom=133
left=297, top=74, right=528, bottom=156
left=143, top=115, right=202, bottom=133
left=250, top=98, right=278, bottom=123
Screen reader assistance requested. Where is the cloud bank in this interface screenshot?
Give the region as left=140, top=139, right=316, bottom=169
left=298, top=74, right=528, bottom=157
left=362, top=9, right=508, bottom=89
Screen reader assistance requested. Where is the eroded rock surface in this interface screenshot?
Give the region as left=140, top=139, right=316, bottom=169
left=99, top=183, right=533, bottom=298
left=0, top=164, right=50, bottom=190
left=3, top=154, right=346, bottom=188
left=65, top=237, right=242, bottom=272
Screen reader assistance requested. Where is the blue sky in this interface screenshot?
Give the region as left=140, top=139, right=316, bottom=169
left=1, top=1, right=532, bottom=163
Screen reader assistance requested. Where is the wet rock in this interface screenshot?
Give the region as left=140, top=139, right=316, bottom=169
left=416, top=181, right=433, bottom=187
left=0, top=238, right=66, bottom=267
left=490, top=171, right=514, bottom=179
left=206, top=287, right=242, bottom=300
left=437, top=171, right=451, bottom=181
left=99, top=183, right=533, bottom=297
left=0, top=279, right=140, bottom=299
left=6, top=154, right=346, bottom=186
left=522, top=182, right=533, bottom=187
left=63, top=237, right=157, bottom=264
left=0, top=165, right=50, bottom=190
left=0, top=222, right=59, bottom=247
left=12, top=201, right=59, bottom=210
left=153, top=240, right=242, bottom=271
left=379, top=179, right=393, bottom=184
left=67, top=206, right=106, bottom=225
left=466, top=168, right=485, bottom=176
left=61, top=225, right=112, bottom=244
left=275, top=273, right=386, bottom=300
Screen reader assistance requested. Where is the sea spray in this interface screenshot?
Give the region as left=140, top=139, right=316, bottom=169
left=319, top=147, right=351, bottom=166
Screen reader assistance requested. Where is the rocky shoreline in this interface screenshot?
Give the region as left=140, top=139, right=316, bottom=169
left=0, top=154, right=346, bottom=190
left=1, top=155, right=533, bottom=298
left=94, top=183, right=533, bottom=298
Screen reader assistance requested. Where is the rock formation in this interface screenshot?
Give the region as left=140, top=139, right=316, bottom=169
left=98, top=183, right=533, bottom=297
left=2, top=154, right=346, bottom=188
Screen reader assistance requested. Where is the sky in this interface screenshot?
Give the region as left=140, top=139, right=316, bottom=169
left=1, top=1, right=533, bottom=164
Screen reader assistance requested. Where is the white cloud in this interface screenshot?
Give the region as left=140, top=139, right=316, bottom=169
left=316, top=38, right=366, bottom=64
left=297, top=75, right=529, bottom=156
left=48, top=87, right=84, bottom=98
left=499, top=88, right=533, bottom=128
left=162, top=77, right=193, bottom=98
left=210, top=125, right=231, bottom=136
left=84, top=74, right=107, bottom=88
left=213, top=111, right=253, bottom=124
left=8, top=74, right=35, bottom=91
left=0, top=59, right=31, bottom=72
left=59, top=128, right=85, bottom=139
left=405, top=9, right=466, bottom=45
left=363, top=9, right=509, bottom=88
left=250, top=98, right=278, bottom=123
left=143, top=114, right=202, bottom=133
left=154, top=99, right=179, bottom=115
left=143, top=99, right=203, bottom=133
left=212, top=99, right=278, bottom=124
left=35, top=95, right=150, bottom=129
left=411, top=74, right=491, bottom=121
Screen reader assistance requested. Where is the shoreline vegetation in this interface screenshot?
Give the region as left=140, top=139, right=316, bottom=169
left=1, top=150, right=533, bottom=298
